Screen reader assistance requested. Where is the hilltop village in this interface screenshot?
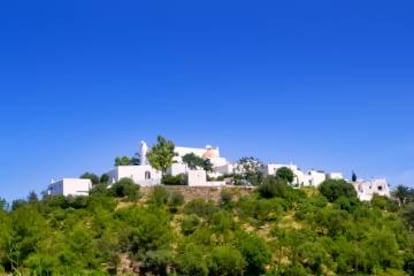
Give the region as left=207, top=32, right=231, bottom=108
left=47, top=136, right=390, bottom=202
left=4, top=137, right=414, bottom=275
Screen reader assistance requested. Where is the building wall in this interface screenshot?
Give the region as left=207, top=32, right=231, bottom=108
left=214, top=163, right=234, bottom=175
left=264, top=164, right=298, bottom=176
left=107, top=165, right=162, bottom=186
left=48, top=180, right=64, bottom=196
left=174, top=146, right=209, bottom=162
left=354, top=178, right=390, bottom=201
left=187, top=170, right=225, bottom=187
left=168, top=163, right=188, bottom=176
left=188, top=170, right=207, bottom=186
left=307, top=170, right=327, bottom=187
left=48, top=178, right=92, bottom=197
left=327, top=172, right=344, bottom=180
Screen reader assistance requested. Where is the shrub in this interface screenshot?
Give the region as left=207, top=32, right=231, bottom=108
left=257, top=177, right=287, bottom=199
left=162, top=174, right=187, bottom=185
left=276, top=167, right=295, bottom=184
left=148, top=186, right=170, bottom=206
left=208, top=246, right=246, bottom=276
left=220, top=190, right=233, bottom=206
left=181, top=214, right=201, bottom=235
left=109, top=178, right=140, bottom=200
left=176, top=243, right=208, bottom=276
left=235, top=231, right=271, bottom=275
left=168, top=191, right=185, bottom=213
left=184, top=199, right=218, bottom=219
left=319, top=179, right=357, bottom=202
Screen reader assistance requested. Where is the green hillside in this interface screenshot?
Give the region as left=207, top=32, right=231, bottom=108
left=1, top=178, right=414, bottom=275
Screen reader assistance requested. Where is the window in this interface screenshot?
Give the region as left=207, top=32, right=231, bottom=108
left=145, top=171, right=151, bottom=180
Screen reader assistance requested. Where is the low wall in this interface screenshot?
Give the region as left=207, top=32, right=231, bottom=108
left=140, top=185, right=254, bottom=202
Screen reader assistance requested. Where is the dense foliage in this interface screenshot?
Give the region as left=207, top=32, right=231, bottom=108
left=1, top=179, right=414, bottom=275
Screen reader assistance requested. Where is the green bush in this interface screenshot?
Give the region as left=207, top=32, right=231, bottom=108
left=220, top=190, right=233, bottom=207
left=162, top=174, right=187, bottom=185
left=184, top=199, right=218, bottom=219
left=148, top=186, right=170, bottom=206
left=208, top=246, right=246, bottom=276
left=168, top=191, right=185, bottom=213
left=257, top=177, right=287, bottom=199
left=319, top=179, right=357, bottom=202
left=109, top=178, right=140, bottom=200
left=181, top=214, right=201, bottom=235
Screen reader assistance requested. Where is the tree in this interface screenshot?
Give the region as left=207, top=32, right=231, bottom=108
left=27, top=191, right=39, bottom=204
left=319, top=179, right=358, bottom=202
left=402, top=203, right=414, bottom=230
left=235, top=157, right=265, bottom=186
left=80, top=172, right=100, bottom=185
left=131, top=152, right=141, bottom=165
left=0, top=198, right=8, bottom=211
left=352, top=171, right=357, bottom=182
left=182, top=153, right=214, bottom=172
left=235, top=231, right=271, bottom=275
left=100, top=174, right=110, bottom=184
left=393, top=185, right=410, bottom=207
left=114, top=156, right=132, bottom=166
left=146, top=135, right=177, bottom=177
left=182, top=153, right=201, bottom=170
left=276, top=167, right=295, bottom=184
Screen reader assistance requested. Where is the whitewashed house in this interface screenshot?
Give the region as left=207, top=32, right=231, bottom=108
left=353, top=178, right=391, bottom=201
left=48, top=178, right=92, bottom=197
left=263, top=163, right=343, bottom=187
left=106, top=165, right=161, bottom=186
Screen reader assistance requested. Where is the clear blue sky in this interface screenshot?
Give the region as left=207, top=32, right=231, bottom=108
left=1, top=0, right=413, bottom=201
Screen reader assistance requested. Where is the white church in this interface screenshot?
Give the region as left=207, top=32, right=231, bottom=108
left=47, top=139, right=391, bottom=201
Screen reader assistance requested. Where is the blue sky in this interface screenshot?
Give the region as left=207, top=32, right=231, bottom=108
left=0, top=1, right=413, bottom=201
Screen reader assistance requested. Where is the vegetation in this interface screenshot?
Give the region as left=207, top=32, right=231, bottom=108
left=275, top=167, right=295, bottom=184
left=235, top=156, right=265, bottom=186
left=2, top=178, right=414, bottom=275
left=182, top=153, right=213, bottom=172
left=114, top=153, right=141, bottom=166
left=146, top=135, right=177, bottom=178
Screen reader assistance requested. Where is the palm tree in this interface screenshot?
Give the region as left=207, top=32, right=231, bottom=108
left=393, top=185, right=410, bottom=207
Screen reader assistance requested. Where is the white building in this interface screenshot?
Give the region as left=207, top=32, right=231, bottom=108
left=106, top=165, right=161, bottom=186
left=48, top=178, right=92, bottom=197
left=263, top=163, right=339, bottom=187
left=326, top=172, right=344, bottom=180
left=187, top=170, right=225, bottom=187
left=353, top=178, right=391, bottom=201
left=306, top=170, right=327, bottom=186
left=174, top=145, right=228, bottom=167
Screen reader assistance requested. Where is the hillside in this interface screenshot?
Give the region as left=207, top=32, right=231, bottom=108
left=1, top=179, right=414, bottom=275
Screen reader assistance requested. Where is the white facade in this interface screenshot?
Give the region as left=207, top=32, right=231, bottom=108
left=187, top=170, right=225, bottom=187
left=214, top=163, right=235, bottom=175
left=174, top=145, right=229, bottom=168
left=327, top=172, right=344, bottom=180
left=307, top=170, right=327, bottom=186
left=264, top=164, right=333, bottom=187
left=353, top=178, right=391, bottom=201
left=106, top=165, right=161, bottom=186
left=167, top=163, right=188, bottom=176
left=48, top=178, right=92, bottom=197
left=263, top=163, right=299, bottom=176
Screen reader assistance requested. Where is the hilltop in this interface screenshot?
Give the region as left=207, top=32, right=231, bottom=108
left=1, top=178, right=414, bottom=275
